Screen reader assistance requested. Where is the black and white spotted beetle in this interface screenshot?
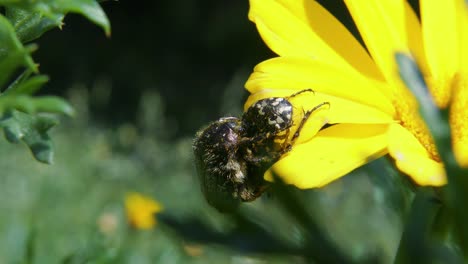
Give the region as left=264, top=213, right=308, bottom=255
left=193, top=89, right=329, bottom=212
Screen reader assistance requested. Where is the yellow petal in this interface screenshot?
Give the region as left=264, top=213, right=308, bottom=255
left=248, top=0, right=382, bottom=79
left=451, top=76, right=468, bottom=167
left=344, top=0, right=419, bottom=83
left=265, top=124, right=389, bottom=188
left=125, top=192, right=163, bottom=229
left=244, top=88, right=394, bottom=127
left=456, top=0, right=468, bottom=74
left=245, top=57, right=394, bottom=114
left=388, top=124, right=446, bottom=186
left=421, top=0, right=459, bottom=81
left=405, top=2, right=428, bottom=74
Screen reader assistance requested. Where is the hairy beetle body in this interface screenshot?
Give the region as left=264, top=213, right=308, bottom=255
left=193, top=89, right=328, bottom=212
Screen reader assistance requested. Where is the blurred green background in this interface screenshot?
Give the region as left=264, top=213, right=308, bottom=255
left=0, top=0, right=416, bottom=263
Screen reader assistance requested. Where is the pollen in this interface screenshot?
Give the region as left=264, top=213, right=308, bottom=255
left=450, top=74, right=468, bottom=167
left=425, top=75, right=453, bottom=109
left=394, top=73, right=468, bottom=167
left=393, top=85, right=440, bottom=162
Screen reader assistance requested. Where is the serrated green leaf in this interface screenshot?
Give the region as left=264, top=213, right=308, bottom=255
left=0, top=50, right=28, bottom=88
left=55, top=0, right=110, bottom=36
left=26, top=136, right=53, bottom=164
left=33, top=114, right=59, bottom=131
left=0, top=110, right=58, bottom=163
left=0, top=14, right=36, bottom=67
left=5, top=7, right=62, bottom=43
left=2, top=117, right=22, bottom=142
left=0, top=14, right=37, bottom=88
left=1, top=0, right=111, bottom=37
left=3, top=69, right=33, bottom=93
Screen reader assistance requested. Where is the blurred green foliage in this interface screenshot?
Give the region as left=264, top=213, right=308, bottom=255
left=0, top=86, right=411, bottom=263
left=0, top=0, right=109, bottom=163
left=395, top=54, right=467, bottom=263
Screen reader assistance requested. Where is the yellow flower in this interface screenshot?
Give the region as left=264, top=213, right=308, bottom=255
left=125, top=192, right=163, bottom=230
left=245, top=0, right=468, bottom=188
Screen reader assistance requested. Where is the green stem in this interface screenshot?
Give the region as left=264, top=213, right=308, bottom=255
left=396, top=53, right=468, bottom=259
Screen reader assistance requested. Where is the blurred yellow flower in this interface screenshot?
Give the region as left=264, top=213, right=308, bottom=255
left=125, top=192, right=163, bottom=230
left=246, top=0, right=468, bottom=187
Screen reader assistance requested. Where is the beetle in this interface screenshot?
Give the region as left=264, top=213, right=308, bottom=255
left=193, top=117, right=267, bottom=211
left=193, top=89, right=329, bottom=212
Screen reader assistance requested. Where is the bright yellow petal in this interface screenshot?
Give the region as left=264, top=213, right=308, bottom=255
left=456, top=0, right=468, bottom=74
left=392, top=154, right=447, bottom=186
left=404, top=2, right=427, bottom=74
left=421, top=0, right=459, bottom=81
left=451, top=76, right=468, bottom=167
left=248, top=0, right=382, bottom=79
left=245, top=57, right=394, bottom=114
left=452, top=0, right=468, bottom=167
left=244, top=88, right=394, bottom=127
left=388, top=123, right=446, bottom=186
left=265, top=124, right=388, bottom=188
left=125, top=192, right=163, bottom=229
left=344, top=0, right=419, bottom=83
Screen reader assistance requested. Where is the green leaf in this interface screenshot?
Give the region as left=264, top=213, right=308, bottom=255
left=0, top=14, right=35, bottom=64
left=396, top=52, right=468, bottom=259
left=0, top=95, right=75, bottom=116
left=4, top=74, right=49, bottom=95
left=54, top=0, right=111, bottom=37
left=1, top=0, right=111, bottom=37
left=0, top=49, right=29, bottom=88
left=5, top=7, right=62, bottom=43
left=0, top=110, right=58, bottom=163
left=394, top=188, right=462, bottom=264
left=0, top=14, right=37, bottom=87
left=26, top=96, right=75, bottom=116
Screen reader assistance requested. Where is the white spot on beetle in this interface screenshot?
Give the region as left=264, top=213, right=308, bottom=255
left=259, top=107, right=265, bottom=115
left=278, top=105, right=291, bottom=114
left=271, top=99, right=281, bottom=106
left=276, top=116, right=284, bottom=124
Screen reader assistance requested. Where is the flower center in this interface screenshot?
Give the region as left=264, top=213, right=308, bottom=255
left=426, top=75, right=453, bottom=109
left=393, top=84, right=440, bottom=162
left=393, top=73, right=468, bottom=167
